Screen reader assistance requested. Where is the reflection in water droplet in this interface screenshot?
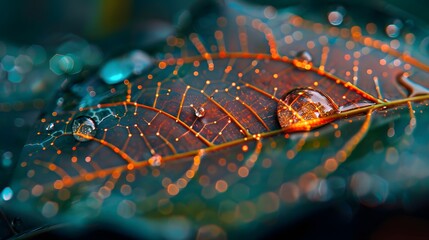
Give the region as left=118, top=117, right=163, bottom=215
left=328, top=11, right=343, bottom=26
left=148, top=154, right=162, bottom=167
left=397, top=72, right=429, bottom=97
left=72, top=116, right=97, bottom=142
left=277, top=88, right=338, bottom=130
left=195, top=107, right=206, bottom=118
left=45, top=123, right=55, bottom=131
left=293, top=51, right=313, bottom=70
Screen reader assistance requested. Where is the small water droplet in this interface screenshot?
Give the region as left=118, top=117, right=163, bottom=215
left=277, top=88, right=338, bottom=131
left=45, top=123, right=55, bottom=131
left=293, top=51, right=313, bottom=70
left=72, top=116, right=97, bottom=142
left=328, top=11, right=344, bottom=26
left=195, top=107, right=206, bottom=118
left=397, top=72, right=429, bottom=97
left=148, top=154, right=162, bottom=166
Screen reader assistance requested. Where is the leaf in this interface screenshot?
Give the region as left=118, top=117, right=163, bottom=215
left=6, top=1, right=429, bottom=238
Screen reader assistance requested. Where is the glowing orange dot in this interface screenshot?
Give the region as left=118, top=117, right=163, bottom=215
left=215, top=180, right=228, bottom=192
left=71, top=156, right=77, bottom=163
left=218, top=158, right=226, bottom=166
left=158, top=62, right=167, bottom=69
left=48, top=164, right=56, bottom=171
left=238, top=167, right=249, bottom=178
left=127, top=163, right=135, bottom=170
left=167, top=184, right=179, bottom=196
left=56, top=150, right=62, bottom=155
left=324, top=158, right=338, bottom=172
left=53, top=180, right=64, bottom=190
left=112, top=171, right=121, bottom=179
left=287, top=150, right=295, bottom=159
left=242, top=145, right=249, bottom=152
left=185, top=170, right=195, bottom=178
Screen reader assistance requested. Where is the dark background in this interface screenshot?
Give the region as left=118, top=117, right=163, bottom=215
left=1, top=0, right=429, bottom=239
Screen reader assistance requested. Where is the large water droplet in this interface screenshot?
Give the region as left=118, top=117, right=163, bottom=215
left=397, top=72, right=429, bottom=97
left=293, top=51, right=313, bottom=70
left=72, top=116, right=97, bottom=142
left=277, top=88, right=338, bottom=131
left=148, top=154, right=162, bottom=166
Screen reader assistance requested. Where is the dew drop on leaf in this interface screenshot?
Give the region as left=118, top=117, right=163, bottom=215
left=148, top=154, right=162, bottom=167
left=45, top=123, right=54, bottom=131
left=277, top=88, right=338, bottom=130
left=72, top=116, right=97, bottom=142
left=195, top=107, right=206, bottom=118
left=293, top=50, right=313, bottom=70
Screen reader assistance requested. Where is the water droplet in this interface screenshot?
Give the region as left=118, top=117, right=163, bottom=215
left=385, top=20, right=402, bottom=38
left=1, top=187, right=13, bottom=201
left=195, top=107, right=206, bottom=118
left=293, top=51, right=313, bottom=70
left=72, top=116, right=97, bottom=142
left=277, top=88, right=338, bottom=131
left=397, top=72, right=429, bottom=97
left=148, top=154, right=162, bottom=167
left=45, top=123, right=55, bottom=131
left=328, top=11, right=344, bottom=26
